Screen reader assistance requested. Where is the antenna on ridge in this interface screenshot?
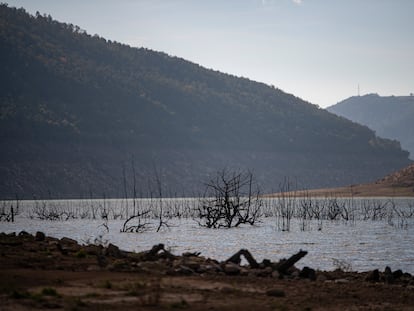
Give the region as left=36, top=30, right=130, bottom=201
left=357, top=83, right=360, bottom=96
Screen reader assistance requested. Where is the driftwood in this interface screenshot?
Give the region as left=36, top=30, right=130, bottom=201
left=275, top=250, right=308, bottom=273
left=226, top=249, right=260, bottom=268
left=226, top=248, right=307, bottom=273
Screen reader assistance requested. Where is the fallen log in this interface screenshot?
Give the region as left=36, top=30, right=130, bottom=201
left=275, top=250, right=308, bottom=274
left=226, top=249, right=308, bottom=272
left=226, top=249, right=259, bottom=269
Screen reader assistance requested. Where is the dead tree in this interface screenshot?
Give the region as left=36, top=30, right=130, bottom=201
left=0, top=205, right=15, bottom=222
left=274, top=177, right=297, bottom=231
left=120, top=210, right=151, bottom=233
left=152, top=165, right=170, bottom=232
left=196, top=169, right=262, bottom=228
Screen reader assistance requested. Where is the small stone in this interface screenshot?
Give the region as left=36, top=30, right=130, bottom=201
left=97, top=254, right=107, bottom=267
left=35, top=231, right=46, bottom=241
left=60, top=237, right=77, bottom=244
left=87, top=265, right=101, bottom=271
left=256, top=266, right=273, bottom=277
left=403, top=272, right=412, bottom=278
left=83, top=245, right=102, bottom=256
left=240, top=268, right=249, bottom=276
left=248, top=269, right=261, bottom=277
left=109, top=259, right=130, bottom=271
left=176, top=265, right=194, bottom=275
left=392, top=269, right=403, bottom=279
left=223, top=263, right=241, bottom=275
left=138, top=261, right=168, bottom=274
left=291, top=270, right=300, bottom=278
left=202, top=263, right=222, bottom=273
left=334, top=278, right=349, bottom=284
left=271, top=271, right=280, bottom=279
left=366, top=269, right=380, bottom=282
left=59, top=237, right=80, bottom=253
left=184, top=260, right=201, bottom=271
left=266, top=288, right=285, bottom=297
left=106, top=243, right=122, bottom=258
left=384, top=266, right=394, bottom=283
left=182, top=251, right=201, bottom=257
left=299, top=266, right=316, bottom=281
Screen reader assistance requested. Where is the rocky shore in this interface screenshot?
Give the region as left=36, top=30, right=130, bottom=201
left=1, top=231, right=414, bottom=310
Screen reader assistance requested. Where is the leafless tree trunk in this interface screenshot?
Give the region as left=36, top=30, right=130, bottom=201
left=197, top=169, right=262, bottom=228
left=153, top=165, right=170, bottom=232
left=274, top=177, right=296, bottom=231
left=120, top=210, right=151, bottom=233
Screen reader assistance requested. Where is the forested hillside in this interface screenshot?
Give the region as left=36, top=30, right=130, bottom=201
left=327, top=94, right=414, bottom=159
left=0, top=4, right=411, bottom=198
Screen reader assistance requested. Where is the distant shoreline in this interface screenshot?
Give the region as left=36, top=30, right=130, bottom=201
left=269, top=183, right=414, bottom=198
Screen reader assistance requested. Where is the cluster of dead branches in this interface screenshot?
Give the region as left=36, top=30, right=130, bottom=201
left=196, top=169, right=262, bottom=228
left=120, top=159, right=171, bottom=233
left=0, top=205, right=16, bottom=222
left=0, top=197, right=19, bottom=222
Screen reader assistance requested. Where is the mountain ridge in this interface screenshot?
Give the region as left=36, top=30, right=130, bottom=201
left=0, top=4, right=411, bottom=199
left=327, top=93, right=414, bottom=159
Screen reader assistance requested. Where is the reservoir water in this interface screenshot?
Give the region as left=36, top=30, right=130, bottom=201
left=1, top=197, right=413, bottom=273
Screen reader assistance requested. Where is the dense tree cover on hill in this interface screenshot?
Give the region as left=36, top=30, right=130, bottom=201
left=328, top=94, right=414, bottom=159
left=0, top=4, right=411, bottom=198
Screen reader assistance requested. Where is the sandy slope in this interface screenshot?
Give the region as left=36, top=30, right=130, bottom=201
left=270, top=164, right=414, bottom=197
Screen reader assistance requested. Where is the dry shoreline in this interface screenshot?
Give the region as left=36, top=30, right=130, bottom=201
left=269, top=184, right=414, bottom=198
left=1, top=231, right=414, bottom=310
left=270, top=164, right=414, bottom=198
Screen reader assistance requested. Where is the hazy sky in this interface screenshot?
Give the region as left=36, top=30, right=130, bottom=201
left=6, top=0, right=414, bottom=107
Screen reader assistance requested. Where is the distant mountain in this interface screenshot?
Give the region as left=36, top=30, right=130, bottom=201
left=0, top=4, right=411, bottom=199
left=327, top=94, right=414, bottom=159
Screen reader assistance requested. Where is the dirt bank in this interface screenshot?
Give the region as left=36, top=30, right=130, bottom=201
left=270, top=164, right=414, bottom=198
left=1, top=231, right=414, bottom=310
